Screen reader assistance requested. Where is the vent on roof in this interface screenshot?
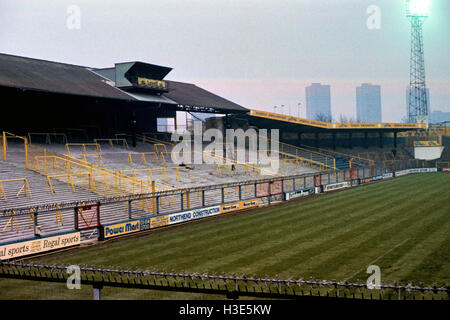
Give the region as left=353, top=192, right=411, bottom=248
left=114, top=61, right=172, bottom=93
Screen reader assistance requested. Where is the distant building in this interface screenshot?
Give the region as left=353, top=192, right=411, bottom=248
left=429, top=110, right=450, bottom=124
left=406, top=87, right=430, bottom=122
left=305, top=83, right=332, bottom=122
left=356, top=83, right=382, bottom=123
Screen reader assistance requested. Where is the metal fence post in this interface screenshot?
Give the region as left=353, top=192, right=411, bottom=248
left=33, top=211, right=38, bottom=235
left=96, top=202, right=101, bottom=228
left=93, top=284, right=102, bottom=300
left=2, top=131, right=6, bottom=161
left=186, top=192, right=190, bottom=209
left=181, top=192, right=184, bottom=211
left=74, top=206, right=78, bottom=230
left=202, top=190, right=206, bottom=207
left=151, top=181, right=156, bottom=215
left=24, top=137, right=29, bottom=170
left=156, top=196, right=160, bottom=215
left=128, top=199, right=132, bottom=220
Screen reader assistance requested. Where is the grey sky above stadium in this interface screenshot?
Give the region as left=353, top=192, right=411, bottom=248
left=0, top=0, right=449, bottom=122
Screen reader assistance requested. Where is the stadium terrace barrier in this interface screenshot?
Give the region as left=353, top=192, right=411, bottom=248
left=32, top=154, right=171, bottom=194
left=119, top=167, right=193, bottom=183
left=276, top=150, right=335, bottom=171
left=93, top=138, right=129, bottom=149
left=275, top=139, right=337, bottom=168
left=65, top=143, right=101, bottom=156
left=0, top=164, right=446, bottom=260
left=27, top=133, right=68, bottom=145
left=127, top=152, right=159, bottom=165
left=0, top=261, right=447, bottom=300
left=2, top=131, right=29, bottom=169
left=0, top=178, right=32, bottom=201
left=70, top=153, right=104, bottom=167
left=137, top=133, right=174, bottom=146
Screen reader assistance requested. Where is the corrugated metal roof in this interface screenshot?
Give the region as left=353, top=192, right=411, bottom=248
left=0, top=53, right=248, bottom=112
left=0, top=53, right=132, bottom=100
left=165, top=80, right=248, bottom=112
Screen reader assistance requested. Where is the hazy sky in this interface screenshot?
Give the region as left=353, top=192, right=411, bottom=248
left=1, top=0, right=449, bottom=121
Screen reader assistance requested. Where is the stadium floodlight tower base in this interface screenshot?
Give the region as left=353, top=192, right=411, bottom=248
left=406, top=0, right=430, bottom=124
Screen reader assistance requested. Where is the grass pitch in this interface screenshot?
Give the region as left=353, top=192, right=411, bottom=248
left=0, top=173, right=449, bottom=299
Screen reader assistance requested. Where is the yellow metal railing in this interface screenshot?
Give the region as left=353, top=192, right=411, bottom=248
left=304, top=145, right=374, bottom=167
left=199, top=150, right=283, bottom=178
left=70, top=153, right=104, bottom=167
left=221, top=146, right=335, bottom=172
left=27, top=132, right=68, bottom=145
left=127, top=152, right=159, bottom=165
left=2, top=210, right=19, bottom=233
left=32, top=155, right=167, bottom=193
left=93, top=138, right=129, bottom=149
left=65, top=143, right=102, bottom=156
left=275, top=150, right=336, bottom=171
left=119, top=167, right=193, bottom=184
left=32, top=155, right=174, bottom=214
left=215, top=163, right=257, bottom=178
left=2, top=131, right=30, bottom=169
left=138, top=133, right=174, bottom=146
left=46, top=173, right=94, bottom=194
left=0, top=178, right=32, bottom=201
left=153, top=143, right=168, bottom=154
left=273, top=140, right=336, bottom=169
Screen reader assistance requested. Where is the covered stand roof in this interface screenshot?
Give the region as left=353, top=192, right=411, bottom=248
left=0, top=53, right=131, bottom=100
left=238, top=109, right=427, bottom=133
left=165, top=80, right=247, bottom=113
left=0, top=53, right=248, bottom=113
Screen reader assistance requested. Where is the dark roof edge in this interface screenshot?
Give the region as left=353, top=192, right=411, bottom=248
left=0, top=83, right=134, bottom=101
left=0, top=52, right=90, bottom=69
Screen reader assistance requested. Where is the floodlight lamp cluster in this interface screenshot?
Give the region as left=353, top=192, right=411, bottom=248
left=406, top=0, right=430, bottom=18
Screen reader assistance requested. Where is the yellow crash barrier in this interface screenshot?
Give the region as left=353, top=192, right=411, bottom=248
left=0, top=178, right=32, bottom=201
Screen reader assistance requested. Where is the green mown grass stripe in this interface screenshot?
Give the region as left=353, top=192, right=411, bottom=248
left=245, top=177, right=442, bottom=276
left=311, top=176, right=449, bottom=275
left=164, top=175, right=428, bottom=272
left=394, top=234, right=450, bottom=284
left=127, top=175, right=422, bottom=270
left=324, top=197, right=449, bottom=283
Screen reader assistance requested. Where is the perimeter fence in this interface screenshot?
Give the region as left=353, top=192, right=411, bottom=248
left=0, top=261, right=448, bottom=300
